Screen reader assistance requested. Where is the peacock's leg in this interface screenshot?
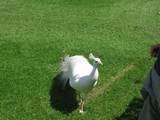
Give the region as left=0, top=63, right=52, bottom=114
left=79, top=98, right=84, bottom=113
left=79, top=93, right=85, bottom=113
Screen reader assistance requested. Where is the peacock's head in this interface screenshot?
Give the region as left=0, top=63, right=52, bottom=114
left=89, top=53, right=103, bottom=65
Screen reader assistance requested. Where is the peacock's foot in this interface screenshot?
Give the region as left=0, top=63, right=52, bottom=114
left=79, top=109, right=86, bottom=114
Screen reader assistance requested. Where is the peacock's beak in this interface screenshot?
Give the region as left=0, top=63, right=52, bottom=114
left=99, top=61, right=103, bottom=65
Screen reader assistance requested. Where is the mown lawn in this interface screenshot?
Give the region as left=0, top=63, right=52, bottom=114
left=0, top=0, right=160, bottom=119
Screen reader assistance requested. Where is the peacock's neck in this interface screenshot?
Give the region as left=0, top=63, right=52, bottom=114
left=90, top=63, right=98, bottom=78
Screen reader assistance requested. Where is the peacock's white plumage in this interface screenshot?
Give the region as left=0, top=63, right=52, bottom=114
left=60, top=53, right=102, bottom=113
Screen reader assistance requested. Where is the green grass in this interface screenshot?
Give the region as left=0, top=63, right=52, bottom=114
left=0, top=0, right=160, bottom=119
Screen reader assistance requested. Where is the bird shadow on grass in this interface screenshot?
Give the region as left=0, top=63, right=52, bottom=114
left=49, top=72, right=78, bottom=114
left=114, top=97, right=144, bottom=120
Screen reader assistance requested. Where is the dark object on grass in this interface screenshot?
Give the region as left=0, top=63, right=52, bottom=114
left=150, top=44, right=160, bottom=58
left=49, top=72, right=78, bottom=114
left=138, top=44, right=160, bottom=120
left=138, top=68, right=160, bottom=120
left=151, top=44, right=160, bottom=76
